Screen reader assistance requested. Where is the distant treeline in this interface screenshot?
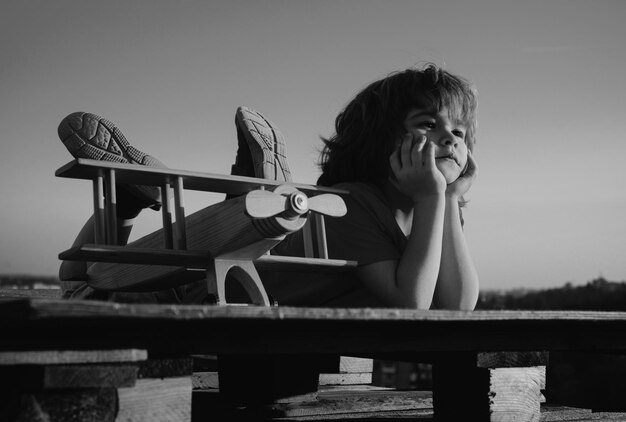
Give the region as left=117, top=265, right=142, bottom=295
left=2, top=274, right=626, bottom=311
left=477, top=277, right=626, bottom=311
left=0, top=274, right=60, bottom=289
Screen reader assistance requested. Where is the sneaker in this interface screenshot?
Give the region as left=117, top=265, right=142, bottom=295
left=232, top=106, right=292, bottom=182
left=58, top=111, right=165, bottom=214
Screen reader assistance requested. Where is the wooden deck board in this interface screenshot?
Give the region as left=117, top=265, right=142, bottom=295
left=5, top=298, right=626, bottom=322
left=3, top=299, right=626, bottom=356
left=192, top=388, right=626, bottom=421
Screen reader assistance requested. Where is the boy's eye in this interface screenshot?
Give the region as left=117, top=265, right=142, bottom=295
left=418, top=121, right=436, bottom=129
left=452, top=129, right=465, bottom=138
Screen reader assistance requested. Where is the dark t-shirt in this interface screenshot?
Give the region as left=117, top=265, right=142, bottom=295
left=267, top=182, right=407, bottom=307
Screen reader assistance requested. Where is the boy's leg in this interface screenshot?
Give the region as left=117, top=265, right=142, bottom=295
left=230, top=106, right=292, bottom=183
left=59, top=214, right=138, bottom=300
left=182, top=106, right=295, bottom=303
left=58, top=111, right=166, bottom=216
left=57, top=112, right=167, bottom=298
left=59, top=215, right=135, bottom=280
left=58, top=108, right=293, bottom=302
left=231, top=107, right=302, bottom=258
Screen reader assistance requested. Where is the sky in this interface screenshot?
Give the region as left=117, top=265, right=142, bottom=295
left=1, top=0, right=625, bottom=291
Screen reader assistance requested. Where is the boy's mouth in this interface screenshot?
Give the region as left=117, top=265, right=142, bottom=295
left=435, top=153, right=459, bottom=166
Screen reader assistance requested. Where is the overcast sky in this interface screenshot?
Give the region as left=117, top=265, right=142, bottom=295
left=1, top=0, right=625, bottom=291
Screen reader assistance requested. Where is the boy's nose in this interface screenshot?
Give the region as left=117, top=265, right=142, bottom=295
left=435, top=130, right=458, bottom=147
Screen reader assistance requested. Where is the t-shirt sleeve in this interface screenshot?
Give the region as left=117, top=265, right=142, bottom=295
left=324, top=185, right=404, bottom=266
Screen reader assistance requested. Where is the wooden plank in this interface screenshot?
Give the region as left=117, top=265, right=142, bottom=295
left=117, top=376, right=192, bottom=422
left=2, top=389, right=118, bottom=422
left=56, top=158, right=349, bottom=196
left=192, top=359, right=374, bottom=390
left=477, top=351, right=549, bottom=368
left=432, top=353, right=545, bottom=422
left=0, top=349, right=147, bottom=365
left=192, top=387, right=433, bottom=420
left=8, top=299, right=626, bottom=323
left=137, top=357, right=193, bottom=379
left=0, top=288, right=62, bottom=299
left=540, top=406, right=593, bottom=421
left=5, top=301, right=626, bottom=356
left=570, top=411, right=626, bottom=421
left=318, top=355, right=374, bottom=374
left=0, top=364, right=138, bottom=390
left=42, top=365, right=137, bottom=389
left=319, top=372, right=372, bottom=386
left=339, top=356, right=374, bottom=373
left=191, top=354, right=218, bottom=372
left=272, top=387, right=433, bottom=418
left=489, top=366, right=545, bottom=422
left=192, top=371, right=219, bottom=390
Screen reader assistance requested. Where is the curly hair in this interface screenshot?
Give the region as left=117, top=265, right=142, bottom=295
left=317, top=64, right=477, bottom=190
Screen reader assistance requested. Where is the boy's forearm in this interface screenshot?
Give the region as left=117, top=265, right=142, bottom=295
left=396, top=194, right=445, bottom=309
left=433, top=196, right=479, bottom=310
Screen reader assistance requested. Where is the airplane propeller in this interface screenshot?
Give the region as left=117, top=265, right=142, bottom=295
left=245, top=188, right=347, bottom=219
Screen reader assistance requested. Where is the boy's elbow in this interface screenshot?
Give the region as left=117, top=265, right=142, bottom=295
left=433, top=288, right=478, bottom=311
left=458, top=298, right=477, bottom=311
left=400, top=290, right=435, bottom=310
left=460, top=282, right=480, bottom=310
left=415, top=296, right=434, bottom=310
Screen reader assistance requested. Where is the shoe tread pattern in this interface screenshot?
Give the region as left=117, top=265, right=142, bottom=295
left=58, top=112, right=165, bottom=168
left=237, top=106, right=292, bottom=182
left=57, top=111, right=165, bottom=209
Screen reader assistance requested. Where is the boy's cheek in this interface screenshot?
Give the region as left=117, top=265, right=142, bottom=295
left=435, top=161, right=462, bottom=185
left=460, top=159, right=469, bottom=174
left=408, top=129, right=426, bottom=146
left=410, top=128, right=426, bottom=137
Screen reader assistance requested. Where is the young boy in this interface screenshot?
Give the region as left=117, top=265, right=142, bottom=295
left=58, top=64, right=479, bottom=310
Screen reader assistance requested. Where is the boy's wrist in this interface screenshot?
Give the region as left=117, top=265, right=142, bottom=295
left=445, top=192, right=461, bottom=201
left=412, top=192, right=446, bottom=205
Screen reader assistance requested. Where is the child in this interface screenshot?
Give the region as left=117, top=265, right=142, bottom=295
left=272, top=63, right=479, bottom=310
left=58, top=63, right=479, bottom=310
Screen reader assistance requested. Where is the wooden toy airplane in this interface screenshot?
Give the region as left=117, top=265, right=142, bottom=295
left=57, top=158, right=357, bottom=306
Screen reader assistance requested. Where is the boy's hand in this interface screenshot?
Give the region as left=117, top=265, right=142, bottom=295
left=446, top=149, right=478, bottom=199
left=389, top=133, right=447, bottom=203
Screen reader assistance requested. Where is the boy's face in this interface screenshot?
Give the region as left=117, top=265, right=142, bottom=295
left=402, top=106, right=469, bottom=184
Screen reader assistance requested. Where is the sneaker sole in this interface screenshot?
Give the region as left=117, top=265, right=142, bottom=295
left=235, top=106, right=292, bottom=182
left=58, top=111, right=164, bottom=209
